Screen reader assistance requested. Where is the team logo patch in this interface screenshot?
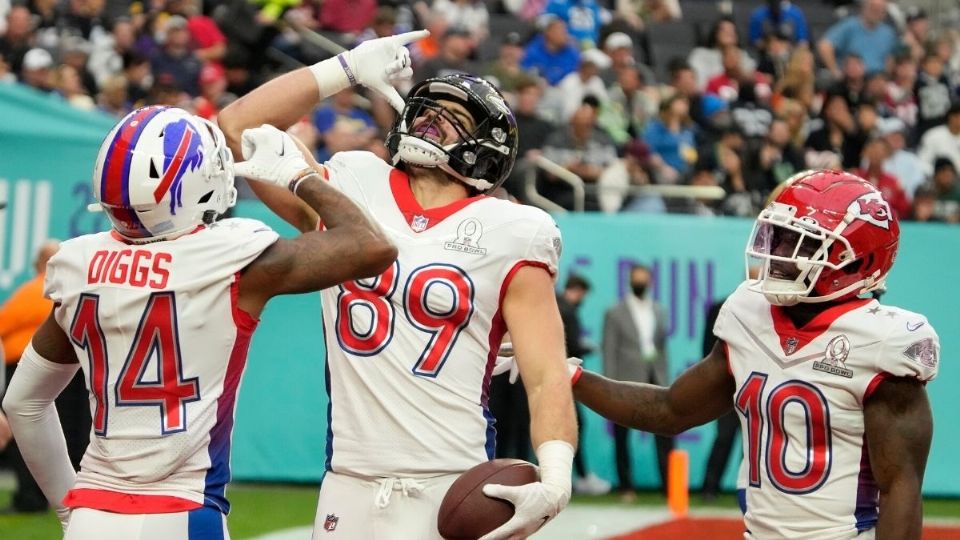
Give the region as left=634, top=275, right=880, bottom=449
left=444, top=218, right=487, bottom=255
left=813, top=335, right=853, bottom=378
left=784, top=336, right=799, bottom=355
left=411, top=214, right=429, bottom=232
left=323, top=514, right=339, bottom=532
left=903, top=338, right=938, bottom=369
left=848, top=192, right=892, bottom=230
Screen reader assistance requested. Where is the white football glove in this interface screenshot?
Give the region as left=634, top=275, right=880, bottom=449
left=492, top=356, right=583, bottom=385
left=480, top=441, right=574, bottom=540
left=232, top=124, right=313, bottom=191
left=336, top=30, right=427, bottom=112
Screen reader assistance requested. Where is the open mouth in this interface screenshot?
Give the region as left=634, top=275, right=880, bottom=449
left=415, top=124, right=442, bottom=143
left=769, top=262, right=800, bottom=280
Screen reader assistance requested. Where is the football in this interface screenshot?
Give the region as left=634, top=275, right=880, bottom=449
left=437, top=459, right=539, bottom=540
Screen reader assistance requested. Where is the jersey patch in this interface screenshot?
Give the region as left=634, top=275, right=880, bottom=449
left=903, top=338, right=938, bottom=369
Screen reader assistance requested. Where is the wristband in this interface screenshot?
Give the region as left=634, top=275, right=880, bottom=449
left=570, top=365, right=583, bottom=386
left=535, top=440, right=574, bottom=495
left=289, top=169, right=322, bottom=195
left=308, top=57, right=351, bottom=99
left=337, top=54, right=358, bottom=86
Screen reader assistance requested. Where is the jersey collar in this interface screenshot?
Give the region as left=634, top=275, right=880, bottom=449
left=770, top=297, right=873, bottom=356
left=389, top=168, right=486, bottom=233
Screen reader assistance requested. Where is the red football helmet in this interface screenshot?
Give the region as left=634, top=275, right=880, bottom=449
left=745, top=170, right=900, bottom=306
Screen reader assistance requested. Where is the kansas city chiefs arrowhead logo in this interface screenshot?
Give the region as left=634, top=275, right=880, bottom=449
left=848, top=192, right=891, bottom=230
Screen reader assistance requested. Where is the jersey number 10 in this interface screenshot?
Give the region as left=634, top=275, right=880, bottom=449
left=335, top=261, right=475, bottom=377
left=69, top=292, right=200, bottom=436
left=735, top=371, right=833, bottom=494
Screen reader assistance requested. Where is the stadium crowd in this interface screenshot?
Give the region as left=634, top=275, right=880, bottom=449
left=1, top=0, right=959, bottom=222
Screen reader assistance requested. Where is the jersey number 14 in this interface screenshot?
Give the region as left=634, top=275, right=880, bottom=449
left=69, top=292, right=200, bottom=436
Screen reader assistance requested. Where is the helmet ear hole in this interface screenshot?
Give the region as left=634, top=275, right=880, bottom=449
left=198, top=191, right=213, bottom=204
left=842, top=258, right=864, bottom=275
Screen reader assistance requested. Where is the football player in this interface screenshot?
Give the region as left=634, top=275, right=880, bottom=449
left=2, top=108, right=396, bottom=538
left=217, top=32, right=577, bottom=540
left=569, top=170, right=938, bottom=539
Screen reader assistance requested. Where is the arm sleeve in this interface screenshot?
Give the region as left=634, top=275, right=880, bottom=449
left=2, top=344, right=79, bottom=513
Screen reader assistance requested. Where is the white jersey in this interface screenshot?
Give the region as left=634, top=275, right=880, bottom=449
left=714, top=283, right=939, bottom=539
left=45, top=219, right=278, bottom=514
left=319, top=152, right=561, bottom=478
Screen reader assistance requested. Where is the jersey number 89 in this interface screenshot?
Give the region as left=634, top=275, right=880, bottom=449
left=335, top=261, right=475, bottom=377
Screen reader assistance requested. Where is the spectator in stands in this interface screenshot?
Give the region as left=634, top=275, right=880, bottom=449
left=817, top=0, right=897, bottom=79
left=755, top=28, right=793, bottom=82
left=748, top=0, right=809, bottom=49
left=706, top=45, right=772, bottom=106
left=431, top=0, right=489, bottom=46
left=54, top=64, right=95, bottom=110
left=855, top=136, right=911, bottom=219
left=503, top=76, right=554, bottom=199
left=356, top=6, right=401, bottom=44
left=601, top=64, right=655, bottom=146
left=543, top=0, right=603, bottom=49
left=918, top=103, right=960, bottom=172
left=522, top=15, right=580, bottom=86
left=900, top=6, right=929, bottom=63
left=746, top=118, right=803, bottom=200
left=926, top=157, right=960, bottom=223
left=1, top=6, right=34, bottom=74
left=880, top=117, right=929, bottom=201
left=150, top=14, right=202, bottom=96
left=804, top=92, right=860, bottom=169
left=88, top=16, right=137, bottom=89
left=556, top=47, right=610, bottom=121
left=314, top=0, right=376, bottom=37
left=96, top=74, right=131, bottom=117
left=121, top=51, right=151, bottom=107
left=772, top=46, right=815, bottom=112
left=701, top=126, right=753, bottom=215
left=777, top=98, right=809, bottom=150
left=542, top=95, right=618, bottom=210
left=600, top=32, right=637, bottom=86
left=482, top=31, right=530, bottom=96
left=910, top=185, right=939, bottom=222
left=194, top=62, right=235, bottom=120
left=828, top=53, right=866, bottom=110
left=666, top=58, right=719, bottom=139
left=414, top=26, right=476, bottom=83
left=885, top=54, right=918, bottom=134
left=312, top=85, right=377, bottom=161
left=914, top=52, right=952, bottom=139
left=643, top=93, right=696, bottom=184
left=687, top=17, right=756, bottom=91
left=19, top=47, right=53, bottom=92
left=168, top=0, right=227, bottom=63
left=60, top=35, right=97, bottom=96
left=60, top=0, right=107, bottom=41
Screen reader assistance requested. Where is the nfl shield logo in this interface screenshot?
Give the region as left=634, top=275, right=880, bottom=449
left=785, top=336, right=799, bottom=355
left=412, top=215, right=429, bottom=232
left=323, top=514, right=339, bottom=532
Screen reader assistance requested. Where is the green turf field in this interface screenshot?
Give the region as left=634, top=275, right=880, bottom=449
left=2, top=484, right=959, bottom=539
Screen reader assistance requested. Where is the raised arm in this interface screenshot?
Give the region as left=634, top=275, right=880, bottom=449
left=864, top=376, right=933, bottom=540
left=218, top=31, right=428, bottom=232
left=236, top=126, right=397, bottom=316
left=575, top=340, right=735, bottom=436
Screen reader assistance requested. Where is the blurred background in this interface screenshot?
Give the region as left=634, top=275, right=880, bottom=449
left=1, top=0, right=959, bottom=537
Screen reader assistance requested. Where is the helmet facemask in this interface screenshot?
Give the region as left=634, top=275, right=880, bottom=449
left=745, top=202, right=857, bottom=306
left=387, top=76, right=518, bottom=194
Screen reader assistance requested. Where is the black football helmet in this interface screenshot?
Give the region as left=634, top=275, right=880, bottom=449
left=386, top=73, right=518, bottom=194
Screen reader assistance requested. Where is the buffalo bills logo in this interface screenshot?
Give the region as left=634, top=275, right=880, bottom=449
left=155, top=119, right=204, bottom=214
left=848, top=192, right=891, bottom=230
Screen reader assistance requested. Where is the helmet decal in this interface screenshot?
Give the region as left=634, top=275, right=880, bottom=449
left=849, top=192, right=892, bottom=230
left=158, top=118, right=205, bottom=214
